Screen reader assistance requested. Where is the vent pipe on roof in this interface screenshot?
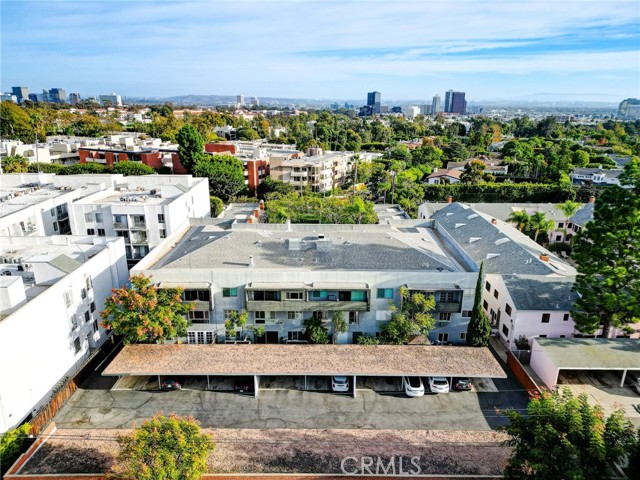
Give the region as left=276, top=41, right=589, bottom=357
left=491, top=218, right=497, bottom=225
left=447, top=195, right=453, bottom=204
left=589, top=196, right=596, bottom=203
left=539, top=254, right=549, bottom=262
left=249, top=255, right=255, bottom=267
left=286, top=219, right=292, bottom=232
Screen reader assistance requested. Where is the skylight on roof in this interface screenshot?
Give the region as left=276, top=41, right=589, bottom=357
left=469, top=237, right=481, bottom=243
left=486, top=253, right=501, bottom=259
left=467, top=214, right=478, bottom=219
left=454, top=223, right=466, bottom=229
left=494, top=238, right=510, bottom=245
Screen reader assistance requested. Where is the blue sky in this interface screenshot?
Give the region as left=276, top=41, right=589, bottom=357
left=2, top=0, right=639, bottom=101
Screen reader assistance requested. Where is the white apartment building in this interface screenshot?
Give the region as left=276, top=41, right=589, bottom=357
left=269, top=152, right=354, bottom=193
left=0, top=235, right=128, bottom=433
left=132, top=220, right=478, bottom=346
left=66, top=175, right=209, bottom=265
left=0, top=173, right=210, bottom=266
left=99, top=93, right=123, bottom=106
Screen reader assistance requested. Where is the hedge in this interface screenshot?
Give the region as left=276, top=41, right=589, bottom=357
left=423, top=183, right=602, bottom=203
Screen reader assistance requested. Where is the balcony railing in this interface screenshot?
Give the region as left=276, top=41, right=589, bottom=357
left=436, top=302, right=462, bottom=313
left=113, top=221, right=128, bottom=229
left=131, top=222, right=146, bottom=229
left=246, top=299, right=368, bottom=312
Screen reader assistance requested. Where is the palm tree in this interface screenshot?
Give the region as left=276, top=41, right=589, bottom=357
left=331, top=311, right=348, bottom=344
left=507, top=210, right=530, bottom=232
left=530, top=211, right=556, bottom=243
left=556, top=200, right=581, bottom=241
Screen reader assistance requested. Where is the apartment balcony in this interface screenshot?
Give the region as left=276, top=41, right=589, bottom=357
left=435, top=302, right=462, bottom=313
left=130, top=222, right=146, bottom=229
left=113, top=221, right=128, bottom=229
left=246, top=299, right=368, bottom=312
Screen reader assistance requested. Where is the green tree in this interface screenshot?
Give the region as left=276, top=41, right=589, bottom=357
left=1, top=155, right=29, bottom=173
left=60, top=162, right=108, bottom=174
left=192, top=155, right=245, bottom=201
left=0, top=423, right=31, bottom=472
left=507, top=210, right=530, bottom=232
left=100, top=274, right=194, bottom=344
left=460, top=159, right=494, bottom=184
left=557, top=200, right=581, bottom=240
left=256, top=177, right=295, bottom=199
left=331, top=311, right=348, bottom=344
left=381, top=311, right=419, bottom=344
left=466, top=263, right=491, bottom=347
left=210, top=196, right=224, bottom=217
left=0, top=102, right=35, bottom=142
left=503, top=388, right=637, bottom=480
left=27, top=162, right=64, bottom=173
left=529, top=211, right=556, bottom=242
left=176, top=124, right=205, bottom=172
left=225, top=309, right=248, bottom=339
left=111, top=162, right=156, bottom=176
left=113, top=413, right=214, bottom=480
left=236, top=126, right=260, bottom=141
left=304, top=315, right=329, bottom=344
left=381, top=288, right=436, bottom=344
left=571, top=158, right=640, bottom=337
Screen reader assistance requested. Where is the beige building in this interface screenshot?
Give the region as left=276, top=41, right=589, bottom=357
left=269, top=152, right=353, bottom=193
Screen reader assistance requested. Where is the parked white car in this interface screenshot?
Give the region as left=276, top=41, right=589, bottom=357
left=402, top=376, right=425, bottom=397
left=332, top=375, right=349, bottom=392
left=428, top=376, right=450, bottom=393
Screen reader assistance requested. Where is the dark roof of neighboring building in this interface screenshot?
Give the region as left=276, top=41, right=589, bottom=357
left=103, top=344, right=506, bottom=378
left=431, top=203, right=574, bottom=276
left=422, top=202, right=570, bottom=222
left=569, top=202, right=595, bottom=227
left=502, top=274, right=578, bottom=311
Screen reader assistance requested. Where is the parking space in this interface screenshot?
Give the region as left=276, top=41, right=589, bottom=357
left=558, top=370, right=640, bottom=426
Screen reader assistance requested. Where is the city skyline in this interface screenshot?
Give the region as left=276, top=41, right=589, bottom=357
left=1, top=0, right=639, bottom=101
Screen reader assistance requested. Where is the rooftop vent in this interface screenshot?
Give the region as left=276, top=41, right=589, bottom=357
left=494, top=237, right=510, bottom=245
left=454, top=223, right=466, bottom=229
left=287, top=238, right=301, bottom=251
left=486, top=253, right=501, bottom=259
left=469, top=237, right=481, bottom=243
left=467, top=214, right=478, bottom=220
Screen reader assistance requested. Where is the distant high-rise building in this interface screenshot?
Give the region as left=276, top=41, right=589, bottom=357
left=48, top=88, right=67, bottom=103
left=69, top=93, right=81, bottom=104
left=444, top=90, right=453, bottom=113
left=236, top=95, right=244, bottom=106
left=99, top=93, right=122, bottom=106
left=367, top=91, right=381, bottom=114
left=450, top=91, right=467, bottom=115
left=618, top=98, right=640, bottom=119
left=422, top=104, right=433, bottom=115
left=28, top=93, right=38, bottom=102
left=432, top=94, right=442, bottom=113
left=11, top=86, right=28, bottom=104
left=250, top=96, right=260, bottom=106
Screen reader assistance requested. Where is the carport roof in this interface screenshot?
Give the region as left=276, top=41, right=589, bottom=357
left=103, top=344, right=506, bottom=378
left=534, top=338, right=640, bottom=370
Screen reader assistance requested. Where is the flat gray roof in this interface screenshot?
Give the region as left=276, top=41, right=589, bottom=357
left=152, top=224, right=458, bottom=272
left=103, top=344, right=507, bottom=378
left=535, top=338, right=640, bottom=370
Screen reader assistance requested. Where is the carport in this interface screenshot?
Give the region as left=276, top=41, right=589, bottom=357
left=103, top=344, right=507, bottom=399
left=530, top=338, right=640, bottom=389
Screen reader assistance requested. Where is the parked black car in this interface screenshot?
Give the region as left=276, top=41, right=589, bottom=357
left=161, top=379, right=182, bottom=391
left=453, top=378, right=472, bottom=391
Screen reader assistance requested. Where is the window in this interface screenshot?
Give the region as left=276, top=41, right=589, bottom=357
left=460, top=332, right=467, bottom=340
left=84, top=311, right=90, bottom=323
left=505, top=304, right=512, bottom=316
left=224, top=309, right=238, bottom=320
left=81, top=288, right=87, bottom=300
left=377, top=288, right=393, bottom=299
left=349, top=311, right=359, bottom=324
left=86, top=275, right=93, bottom=290
left=95, top=213, right=103, bottom=223
left=563, top=313, right=570, bottom=321
left=85, top=213, right=93, bottom=223
left=485, top=281, right=491, bottom=292
left=285, top=291, right=304, bottom=300
left=539, top=335, right=548, bottom=338
left=187, top=331, right=196, bottom=344
left=541, top=313, right=550, bottom=323
left=289, top=331, right=306, bottom=341
left=223, top=288, right=238, bottom=297
left=440, top=291, right=456, bottom=303
left=74, top=337, right=81, bottom=353
left=493, top=290, right=499, bottom=299
left=188, top=311, right=210, bottom=323
left=437, top=332, right=449, bottom=342
left=252, top=290, right=280, bottom=301
left=117, top=230, right=129, bottom=240
left=502, top=324, right=509, bottom=337
left=64, top=290, right=73, bottom=307
left=132, top=215, right=146, bottom=227
left=51, top=208, right=56, bottom=217
left=93, top=319, right=99, bottom=333
left=113, top=214, right=127, bottom=227
left=558, top=222, right=564, bottom=228
left=439, top=312, right=452, bottom=322
left=483, top=300, right=488, bottom=310
left=350, top=290, right=367, bottom=301
left=568, top=223, right=573, bottom=229
left=157, top=214, right=165, bottom=223
left=90, top=301, right=96, bottom=313
left=184, top=290, right=211, bottom=302
left=86, top=228, right=95, bottom=235
left=560, top=335, right=566, bottom=338
left=311, top=290, right=329, bottom=300
left=461, top=310, right=472, bottom=317
left=97, top=228, right=106, bottom=237
left=287, top=311, right=303, bottom=320
left=53, top=222, right=58, bottom=231
left=70, top=314, right=78, bottom=330
left=254, top=311, right=276, bottom=324
left=160, top=229, right=166, bottom=238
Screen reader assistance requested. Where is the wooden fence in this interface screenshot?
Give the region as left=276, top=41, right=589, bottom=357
left=28, top=381, right=77, bottom=436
